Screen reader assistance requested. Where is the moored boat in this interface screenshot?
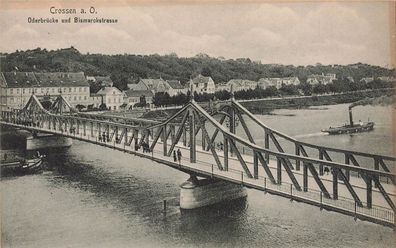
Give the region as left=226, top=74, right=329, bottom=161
left=1, top=156, right=43, bottom=175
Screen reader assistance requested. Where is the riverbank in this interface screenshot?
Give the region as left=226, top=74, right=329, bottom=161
left=140, top=88, right=394, bottom=119
left=239, top=88, right=394, bottom=115
left=86, top=88, right=394, bottom=121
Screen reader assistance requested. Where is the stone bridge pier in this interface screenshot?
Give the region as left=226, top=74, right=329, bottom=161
left=179, top=175, right=247, bottom=209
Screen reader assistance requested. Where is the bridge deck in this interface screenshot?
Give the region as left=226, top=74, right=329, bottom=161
left=1, top=121, right=394, bottom=227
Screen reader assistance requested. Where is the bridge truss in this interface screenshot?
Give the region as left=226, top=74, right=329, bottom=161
left=1, top=93, right=395, bottom=227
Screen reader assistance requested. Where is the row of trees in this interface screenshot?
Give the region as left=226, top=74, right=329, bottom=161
left=299, top=78, right=394, bottom=95
left=152, top=78, right=394, bottom=106
left=3, top=47, right=395, bottom=91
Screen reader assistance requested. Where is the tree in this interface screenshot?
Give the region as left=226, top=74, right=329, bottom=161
left=201, top=66, right=212, bottom=77
left=152, top=92, right=171, bottom=106
left=75, top=104, right=86, bottom=111
left=214, top=90, right=231, bottom=100
left=40, top=100, right=52, bottom=110
left=298, top=82, right=313, bottom=96
left=99, top=103, right=107, bottom=110
left=312, top=83, right=328, bottom=94
left=264, top=86, right=279, bottom=97
left=279, top=84, right=299, bottom=96
left=139, top=95, right=147, bottom=106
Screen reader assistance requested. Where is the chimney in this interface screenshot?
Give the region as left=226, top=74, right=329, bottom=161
left=349, top=108, right=354, bottom=126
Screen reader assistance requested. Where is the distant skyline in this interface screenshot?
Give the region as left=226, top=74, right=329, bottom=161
left=0, top=1, right=393, bottom=67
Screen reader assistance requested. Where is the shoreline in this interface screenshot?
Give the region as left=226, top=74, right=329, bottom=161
left=87, top=88, right=394, bottom=120
left=238, top=88, right=394, bottom=115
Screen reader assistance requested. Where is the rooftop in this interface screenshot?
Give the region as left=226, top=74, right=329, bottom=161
left=190, top=74, right=213, bottom=85
left=96, top=86, right=123, bottom=95
left=166, top=80, right=184, bottom=89
left=1, top=72, right=89, bottom=88
left=124, top=89, right=154, bottom=97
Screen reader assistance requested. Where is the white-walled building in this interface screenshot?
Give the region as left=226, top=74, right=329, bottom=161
left=0, top=71, right=90, bottom=111
left=215, top=83, right=230, bottom=92
left=123, top=89, right=154, bottom=109
left=306, top=73, right=336, bottom=85
left=258, top=77, right=300, bottom=89
left=187, top=74, right=215, bottom=94
left=166, top=80, right=187, bottom=96
left=226, top=79, right=258, bottom=92
left=95, top=87, right=124, bottom=110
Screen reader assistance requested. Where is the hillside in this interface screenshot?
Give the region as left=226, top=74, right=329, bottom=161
left=1, top=47, right=394, bottom=91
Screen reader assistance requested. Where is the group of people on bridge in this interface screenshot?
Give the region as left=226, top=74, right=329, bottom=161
left=138, top=141, right=151, bottom=153
left=173, top=149, right=182, bottom=164
left=15, top=119, right=40, bottom=128
left=98, top=132, right=110, bottom=143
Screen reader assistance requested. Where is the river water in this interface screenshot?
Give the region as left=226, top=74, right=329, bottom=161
left=1, top=103, right=395, bottom=248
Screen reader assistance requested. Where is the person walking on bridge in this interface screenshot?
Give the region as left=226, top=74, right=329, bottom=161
left=173, top=150, right=177, bottom=162
left=177, top=149, right=182, bottom=164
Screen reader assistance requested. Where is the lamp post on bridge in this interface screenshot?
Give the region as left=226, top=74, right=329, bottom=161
left=229, top=84, right=236, bottom=157
left=189, top=81, right=196, bottom=163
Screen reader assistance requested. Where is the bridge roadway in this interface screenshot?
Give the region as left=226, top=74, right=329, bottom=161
left=1, top=120, right=394, bottom=228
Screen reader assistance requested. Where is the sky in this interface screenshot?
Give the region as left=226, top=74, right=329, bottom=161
left=0, top=1, right=394, bottom=66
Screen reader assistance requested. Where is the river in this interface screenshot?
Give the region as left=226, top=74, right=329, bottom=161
left=1, top=103, right=394, bottom=248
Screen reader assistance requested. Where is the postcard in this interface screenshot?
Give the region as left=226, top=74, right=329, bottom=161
left=1, top=1, right=395, bottom=247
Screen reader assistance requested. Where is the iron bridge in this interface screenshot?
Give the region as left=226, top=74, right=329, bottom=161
left=0, top=91, right=395, bottom=228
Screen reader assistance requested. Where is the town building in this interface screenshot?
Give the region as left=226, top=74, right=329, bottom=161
left=187, top=74, right=215, bottom=94
left=86, top=76, right=114, bottom=87
left=377, top=76, right=395, bottom=82
left=258, top=77, right=300, bottom=89
left=0, top=71, right=90, bottom=111
left=166, top=80, right=187, bottom=96
left=89, top=94, right=103, bottom=109
left=306, top=73, right=336, bottom=85
left=95, top=87, right=124, bottom=111
left=128, top=78, right=188, bottom=96
left=346, top=76, right=355, bottom=83
left=123, top=89, right=153, bottom=109
left=226, top=79, right=258, bottom=92
left=215, top=83, right=230, bottom=92
left=127, top=78, right=169, bottom=94
left=359, top=77, right=374, bottom=83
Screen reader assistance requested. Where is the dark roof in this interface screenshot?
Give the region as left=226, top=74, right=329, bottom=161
left=96, top=87, right=123, bottom=95
left=2, top=72, right=89, bottom=88
left=166, top=80, right=184, bottom=89
left=141, top=78, right=170, bottom=92
left=124, top=89, right=154, bottom=97
left=93, top=76, right=113, bottom=86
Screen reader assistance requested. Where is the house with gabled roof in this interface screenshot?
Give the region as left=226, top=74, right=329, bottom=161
left=227, top=79, right=258, bottom=92
left=306, top=73, right=336, bottom=85
left=128, top=78, right=170, bottom=94
left=96, top=86, right=124, bottom=110
left=187, top=74, right=215, bottom=94
left=166, top=80, right=187, bottom=96
left=123, top=89, right=154, bottom=109
left=258, top=77, right=300, bottom=89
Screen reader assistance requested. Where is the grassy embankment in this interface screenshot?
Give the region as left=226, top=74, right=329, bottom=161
left=240, top=88, right=395, bottom=115
left=102, top=89, right=394, bottom=121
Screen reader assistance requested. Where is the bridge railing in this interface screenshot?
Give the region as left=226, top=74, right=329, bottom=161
left=1, top=105, right=395, bottom=227
left=150, top=147, right=394, bottom=226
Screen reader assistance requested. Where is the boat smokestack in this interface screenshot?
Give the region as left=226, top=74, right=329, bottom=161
left=349, top=107, right=354, bottom=126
